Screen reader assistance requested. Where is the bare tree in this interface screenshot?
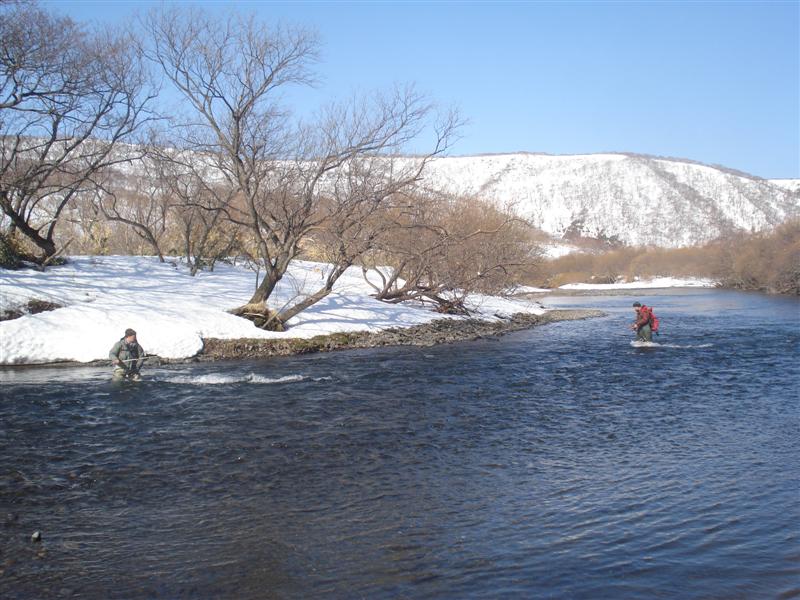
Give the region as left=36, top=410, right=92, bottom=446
left=60, top=192, right=112, bottom=255
left=94, top=151, right=172, bottom=262
left=158, top=147, right=241, bottom=275
left=0, top=3, right=156, bottom=264
left=143, top=6, right=314, bottom=308
left=145, top=7, right=458, bottom=328
left=256, top=95, right=458, bottom=325
left=362, top=193, right=540, bottom=313
left=360, top=189, right=454, bottom=307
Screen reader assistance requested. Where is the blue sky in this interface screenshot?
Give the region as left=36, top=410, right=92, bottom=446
left=45, top=1, right=799, bottom=178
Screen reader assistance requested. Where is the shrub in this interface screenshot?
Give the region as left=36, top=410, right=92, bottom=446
left=0, top=234, right=21, bottom=269
left=534, top=220, right=800, bottom=296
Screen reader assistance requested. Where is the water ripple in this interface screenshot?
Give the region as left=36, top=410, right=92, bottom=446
left=1, top=290, right=798, bottom=599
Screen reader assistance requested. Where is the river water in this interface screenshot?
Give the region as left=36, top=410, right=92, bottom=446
left=1, top=289, right=798, bottom=599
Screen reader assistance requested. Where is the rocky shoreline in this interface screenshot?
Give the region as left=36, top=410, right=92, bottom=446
left=198, top=309, right=603, bottom=361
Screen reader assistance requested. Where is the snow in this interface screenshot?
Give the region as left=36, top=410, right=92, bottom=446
left=769, top=179, right=800, bottom=194
left=412, top=153, right=799, bottom=248
left=0, top=256, right=547, bottom=365
left=558, top=277, right=715, bottom=290
left=511, top=285, right=553, bottom=294
left=503, top=277, right=713, bottom=295
left=541, top=242, right=582, bottom=258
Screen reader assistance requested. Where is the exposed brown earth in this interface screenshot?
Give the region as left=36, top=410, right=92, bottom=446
left=198, top=309, right=603, bottom=361
left=0, top=299, right=63, bottom=322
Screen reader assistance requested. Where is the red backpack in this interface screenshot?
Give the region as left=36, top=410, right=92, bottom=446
left=641, top=305, right=659, bottom=333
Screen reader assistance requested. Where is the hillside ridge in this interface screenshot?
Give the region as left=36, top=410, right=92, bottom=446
left=416, top=152, right=798, bottom=247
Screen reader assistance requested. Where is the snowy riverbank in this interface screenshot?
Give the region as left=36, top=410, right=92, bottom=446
left=0, top=256, right=547, bottom=365
left=0, top=256, right=710, bottom=366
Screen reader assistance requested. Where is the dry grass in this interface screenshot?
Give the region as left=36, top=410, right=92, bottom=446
left=534, top=220, right=800, bottom=295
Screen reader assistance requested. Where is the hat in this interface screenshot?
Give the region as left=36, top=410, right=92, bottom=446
left=632, top=302, right=641, bottom=307
left=125, top=328, right=137, bottom=337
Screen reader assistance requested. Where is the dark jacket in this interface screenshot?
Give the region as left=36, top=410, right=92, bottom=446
left=109, top=338, right=145, bottom=371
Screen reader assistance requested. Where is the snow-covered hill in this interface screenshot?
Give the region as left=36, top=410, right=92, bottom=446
left=770, top=178, right=800, bottom=194
left=418, top=153, right=799, bottom=247
left=105, top=147, right=798, bottom=249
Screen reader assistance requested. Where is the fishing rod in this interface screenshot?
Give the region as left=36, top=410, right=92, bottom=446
left=115, top=356, right=154, bottom=364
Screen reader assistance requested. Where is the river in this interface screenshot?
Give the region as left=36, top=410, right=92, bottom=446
left=1, top=289, right=798, bottom=599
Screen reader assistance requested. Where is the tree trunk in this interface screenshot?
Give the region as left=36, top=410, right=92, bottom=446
left=249, top=268, right=281, bottom=304
left=228, top=302, right=284, bottom=331
left=275, top=285, right=332, bottom=325
left=275, top=263, right=350, bottom=324
left=0, top=195, right=57, bottom=260
left=247, top=250, right=293, bottom=305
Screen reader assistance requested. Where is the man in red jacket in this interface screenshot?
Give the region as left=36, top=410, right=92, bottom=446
left=631, top=301, right=654, bottom=342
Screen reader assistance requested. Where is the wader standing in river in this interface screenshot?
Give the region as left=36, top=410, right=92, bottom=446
left=110, top=328, right=145, bottom=380
left=631, top=302, right=654, bottom=342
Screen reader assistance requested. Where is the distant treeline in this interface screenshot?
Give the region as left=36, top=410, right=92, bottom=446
left=537, top=220, right=800, bottom=296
